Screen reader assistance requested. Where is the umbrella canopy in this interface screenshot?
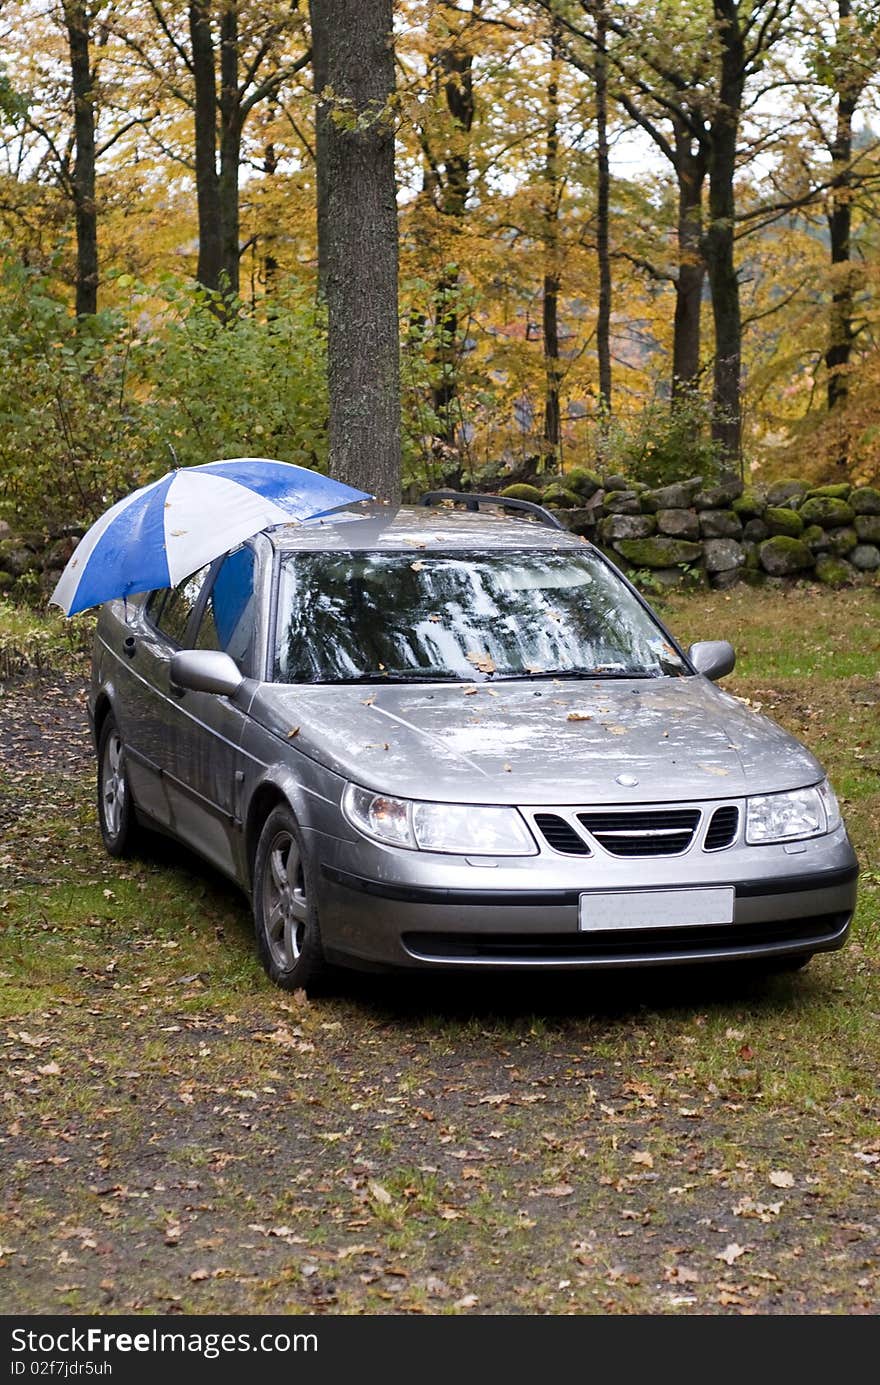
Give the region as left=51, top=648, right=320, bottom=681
left=50, top=457, right=371, bottom=616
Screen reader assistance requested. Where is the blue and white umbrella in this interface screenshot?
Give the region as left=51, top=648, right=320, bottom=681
left=50, top=457, right=371, bottom=616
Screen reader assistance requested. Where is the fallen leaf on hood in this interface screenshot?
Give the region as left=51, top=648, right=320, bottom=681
left=463, top=686, right=479, bottom=695
left=567, top=711, right=592, bottom=722
left=410, top=560, right=425, bottom=571
left=602, top=723, right=627, bottom=735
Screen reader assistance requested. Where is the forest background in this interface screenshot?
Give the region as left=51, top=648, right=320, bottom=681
left=0, top=0, right=878, bottom=536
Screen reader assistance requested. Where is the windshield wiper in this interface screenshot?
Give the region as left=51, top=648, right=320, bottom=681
left=492, top=668, right=663, bottom=681
left=320, top=672, right=472, bottom=684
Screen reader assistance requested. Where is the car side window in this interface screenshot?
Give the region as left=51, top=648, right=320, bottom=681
left=153, top=565, right=212, bottom=646
left=193, top=546, right=257, bottom=673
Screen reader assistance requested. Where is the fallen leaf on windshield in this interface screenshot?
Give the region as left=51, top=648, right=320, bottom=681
left=410, top=560, right=425, bottom=571
left=361, top=695, right=375, bottom=706
left=467, top=651, right=496, bottom=675
left=602, top=723, right=627, bottom=735
left=463, top=686, right=479, bottom=695
left=428, top=614, right=441, bottom=623
left=567, top=711, right=592, bottom=722
left=698, top=763, right=729, bottom=776
left=503, top=763, right=512, bottom=772
left=287, top=726, right=300, bottom=738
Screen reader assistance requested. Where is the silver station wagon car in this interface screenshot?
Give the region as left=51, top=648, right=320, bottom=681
left=89, top=495, right=859, bottom=991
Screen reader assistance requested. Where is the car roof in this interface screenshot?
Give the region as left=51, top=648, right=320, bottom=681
left=267, top=502, right=587, bottom=553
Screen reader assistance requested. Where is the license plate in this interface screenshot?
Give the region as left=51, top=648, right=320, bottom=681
left=579, top=887, right=735, bottom=932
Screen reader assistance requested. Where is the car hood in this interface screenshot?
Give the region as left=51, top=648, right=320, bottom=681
left=248, top=676, right=824, bottom=805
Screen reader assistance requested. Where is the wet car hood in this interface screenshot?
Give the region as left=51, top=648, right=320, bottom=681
left=247, top=675, right=824, bottom=806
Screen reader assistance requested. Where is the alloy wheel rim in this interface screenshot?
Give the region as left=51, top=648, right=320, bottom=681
left=101, top=732, right=126, bottom=838
left=263, top=830, right=308, bottom=970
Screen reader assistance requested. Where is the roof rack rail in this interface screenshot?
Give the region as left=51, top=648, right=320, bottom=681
left=418, top=489, right=566, bottom=532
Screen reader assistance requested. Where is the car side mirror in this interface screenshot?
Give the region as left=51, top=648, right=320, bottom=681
left=687, top=640, right=736, bottom=681
left=170, top=649, right=243, bottom=696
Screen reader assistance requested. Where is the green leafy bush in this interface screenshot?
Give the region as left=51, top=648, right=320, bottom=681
left=602, top=390, right=726, bottom=490
left=0, top=259, right=329, bottom=534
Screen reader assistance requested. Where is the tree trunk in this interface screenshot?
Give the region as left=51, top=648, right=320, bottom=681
left=542, top=19, right=562, bottom=466
left=189, top=2, right=223, bottom=293
left=430, top=11, right=478, bottom=467
left=595, top=4, right=612, bottom=428
left=309, top=1, right=329, bottom=298
left=311, top=0, right=400, bottom=501
left=825, top=0, right=857, bottom=464
left=671, top=116, right=707, bottom=399
left=704, top=0, right=745, bottom=461
left=218, top=1, right=241, bottom=297
left=63, top=2, right=98, bottom=316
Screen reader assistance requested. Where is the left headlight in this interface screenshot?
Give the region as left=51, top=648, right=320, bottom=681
left=342, top=784, right=538, bottom=856
left=745, top=780, right=840, bottom=845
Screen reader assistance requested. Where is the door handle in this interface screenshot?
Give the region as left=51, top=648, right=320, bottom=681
left=123, top=636, right=137, bottom=658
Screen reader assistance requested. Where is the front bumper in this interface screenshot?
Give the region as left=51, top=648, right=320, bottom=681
left=314, top=824, right=859, bottom=971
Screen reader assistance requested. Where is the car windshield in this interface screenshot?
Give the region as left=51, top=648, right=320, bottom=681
left=273, top=548, right=688, bottom=684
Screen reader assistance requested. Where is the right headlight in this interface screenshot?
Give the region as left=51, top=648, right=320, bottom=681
left=745, top=779, right=840, bottom=845
left=342, top=783, right=537, bottom=856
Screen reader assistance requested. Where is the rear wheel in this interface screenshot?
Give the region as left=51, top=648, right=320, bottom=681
left=253, top=806, right=326, bottom=992
left=96, top=714, right=140, bottom=857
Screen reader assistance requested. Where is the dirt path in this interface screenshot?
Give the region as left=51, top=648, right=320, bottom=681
left=1, top=669, right=878, bottom=1315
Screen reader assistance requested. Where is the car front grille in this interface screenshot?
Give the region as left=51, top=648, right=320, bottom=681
left=705, top=805, right=739, bottom=850
left=576, top=809, right=701, bottom=857
left=533, top=813, right=591, bottom=856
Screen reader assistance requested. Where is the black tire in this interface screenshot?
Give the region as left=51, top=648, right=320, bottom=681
left=96, top=714, right=140, bottom=858
left=252, top=805, right=327, bottom=992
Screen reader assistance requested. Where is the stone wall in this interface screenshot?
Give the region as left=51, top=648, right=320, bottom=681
left=499, top=473, right=880, bottom=589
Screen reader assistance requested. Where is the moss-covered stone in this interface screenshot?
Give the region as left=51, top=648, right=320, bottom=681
left=600, top=514, right=656, bottom=543
left=640, top=479, right=702, bottom=512
left=604, top=490, right=642, bottom=514
left=802, top=523, right=825, bottom=549
left=741, top=567, right=767, bottom=587
left=814, top=554, right=853, bottom=587
left=541, top=483, right=581, bottom=509
left=742, top=517, right=769, bottom=543
left=854, top=514, right=880, bottom=544
left=732, top=487, right=765, bottom=519
left=766, top=477, right=808, bottom=508
left=758, top=535, right=815, bottom=575
left=826, top=525, right=858, bottom=555
left=694, top=474, right=744, bottom=509
left=764, top=506, right=804, bottom=538
left=499, top=483, right=544, bottom=503
left=798, top=495, right=855, bottom=528
left=603, top=473, right=630, bottom=492
left=850, top=486, right=880, bottom=516
left=656, top=508, right=700, bottom=540
left=564, top=468, right=602, bottom=499
left=851, top=544, right=880, bottom=571
left=700, top=509, right=743, bottom=539
left=614, top=536, right=702, bottom=569
left=806, top=483, right=851, bottom=500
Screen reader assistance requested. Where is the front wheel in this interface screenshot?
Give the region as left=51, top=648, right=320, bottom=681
left=253, top=806, right=327, bottom=992
left=96, top=714, right=140, bottom=857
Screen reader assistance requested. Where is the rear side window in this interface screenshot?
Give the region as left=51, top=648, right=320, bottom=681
left=194, top=547, right=257, bottom=673
left=151, top=565, right=212, bottom=646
